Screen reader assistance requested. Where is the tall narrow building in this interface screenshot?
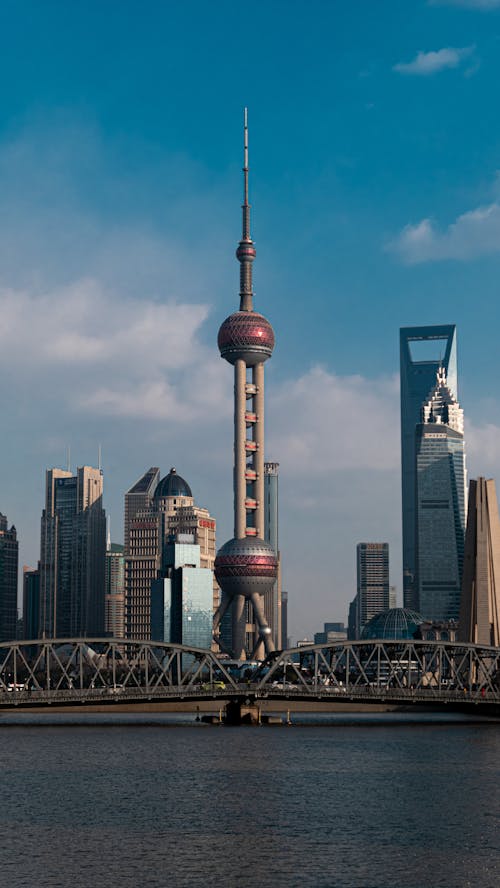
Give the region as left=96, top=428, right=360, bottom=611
left=213, top=110, right=277, bottom=660
left=459, top=477, right=500, bottom=646
left=400, top=325, right=457, bottom=609
left=105, top=542, right=125, bottom=638
left=415, top=367, right=466, bottom=622
left=0, top=513, right=18, bottom=642
left=39, top=466, right=106, bottom=637
left=264, top=461, right=282, bottom=649
left=356, top=543, right=390, bottom=637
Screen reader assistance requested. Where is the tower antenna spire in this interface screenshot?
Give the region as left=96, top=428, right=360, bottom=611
left=237, top=107, right=256, bottom=311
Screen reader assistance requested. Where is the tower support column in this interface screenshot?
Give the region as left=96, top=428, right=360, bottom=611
left=234, top=359, right=247, bottom=539
left=253, top=362, right=264, bottom=537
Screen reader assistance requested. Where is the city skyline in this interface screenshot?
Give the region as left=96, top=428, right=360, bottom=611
left=5, top=2, right=500, bottom=637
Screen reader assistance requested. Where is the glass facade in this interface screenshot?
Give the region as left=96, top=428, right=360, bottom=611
left=151, top=539, right=212, bottom=650
left=361, top=607, right=424, bottom=640
left=400, top=326, right=457, bottom=610
left=415, top=367, right=466, bottom=622
left=416, top=427, right=466, bottom=621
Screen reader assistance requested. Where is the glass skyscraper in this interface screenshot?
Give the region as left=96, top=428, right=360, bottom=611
left=355, top=542, right=390, bottom=637
left=415, top=368, right=466, bottom=621
left=151, top=534, right=213, bottom=650
left=400, top=325, right=457, bottom=609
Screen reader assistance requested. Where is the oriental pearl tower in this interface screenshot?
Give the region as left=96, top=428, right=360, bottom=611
left=213, top=110, right=277, bottom=661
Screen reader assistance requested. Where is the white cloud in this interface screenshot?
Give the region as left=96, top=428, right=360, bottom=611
left=269, top=366, right=399, bottom=475
left=0, top=279, right=231, bottom=425
left=388, top=201, right=500, bottom=263
left=393, top=45, right=475, bottom=75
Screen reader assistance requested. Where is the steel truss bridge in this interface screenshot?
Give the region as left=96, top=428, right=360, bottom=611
left=0, top=638, right=499, bottom=713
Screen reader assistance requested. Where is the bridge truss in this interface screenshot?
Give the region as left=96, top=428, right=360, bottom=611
left=0, top=638, right=498, bottom=708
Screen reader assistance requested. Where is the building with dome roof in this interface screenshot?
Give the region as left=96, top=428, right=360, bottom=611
left=212, top=111, right=278, bottom=660
left=415, top=366, right=466, bottom=623
left=360, top=607, right=424, bottom=641
left=124, top=467, right=217, bottom=640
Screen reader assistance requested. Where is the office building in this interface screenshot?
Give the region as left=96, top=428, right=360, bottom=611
left=125, top=466, right=217, bottom=640
left=415, top=367, right=466, bottom=621
left=23, top=566, right=40, bottom=642
left=105, top=542, right=125, bottom=638
left=400, top=325, right=457, bottom=609
left=39, top=466, right=106, bottom=637
left=0, top=513, right=18, bottom=642
left=356, top=543, right=390, bottom=637
left=459, top=477, right=500, bottom=646
left=314, top=622, right=347, bottom=645
left=213, top=111, right=278, bottom=660
left=151, top=533, right=213, bottom=649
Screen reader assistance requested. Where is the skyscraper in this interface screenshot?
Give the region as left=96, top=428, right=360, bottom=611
left=400, top=325, right=457, bottom=609
left=124, top=467, right=216, bottom=640
left=355, top=543, right=390, bottom=637
left=213, top=111, right=278, bottom=660
left=459, top=477, right=500, bottom=646
left=39, top=466, right=106, bottom=637
left=23, top=566, right=40, bottom=642
left=0, top=513, right=18, bottom=642
left=264, top=461, right=282, bottom=649
left=415, top=367, right=466, bottom=621
left=105, top=542, right=125, bottom=637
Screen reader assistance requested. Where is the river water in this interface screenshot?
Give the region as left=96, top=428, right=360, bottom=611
left=0, top=712, right=498, bottom=888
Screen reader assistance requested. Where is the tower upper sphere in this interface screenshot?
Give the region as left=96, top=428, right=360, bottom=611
left=218, top=311, right=275, bottom=365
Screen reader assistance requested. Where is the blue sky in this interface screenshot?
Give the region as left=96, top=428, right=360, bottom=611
left=2, top=0, right=500, bottom=638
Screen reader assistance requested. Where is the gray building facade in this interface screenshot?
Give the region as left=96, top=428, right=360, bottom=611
left=0, top=513, right=18, bottom=642
left=356, top=543, right=390, bottom=638
left=39, top=466, right=106, bottom=637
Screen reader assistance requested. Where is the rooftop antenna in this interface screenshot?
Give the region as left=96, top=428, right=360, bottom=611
left=66, top=445, right=71, bottom=473
left=98, top=443, right=102, bottom=472
left=238, top=107, right=256, bottom=311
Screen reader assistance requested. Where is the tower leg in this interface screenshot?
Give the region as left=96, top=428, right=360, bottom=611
left=232, top=593, right=247, bottom=660
left=213, top=592, right=233, bottom=655
left=250, top=592, right=275, bottom=657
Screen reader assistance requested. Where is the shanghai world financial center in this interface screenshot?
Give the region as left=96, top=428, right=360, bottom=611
left=400, top=325, right=466, bottom=623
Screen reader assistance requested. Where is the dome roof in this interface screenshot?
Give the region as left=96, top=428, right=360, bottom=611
left=218, top=311, right=275, bottom=366
left=361, top=608, right=424, bottom=641
left=154, top=467, right=192, bottom=500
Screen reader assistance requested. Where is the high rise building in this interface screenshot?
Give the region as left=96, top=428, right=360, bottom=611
left=23, top=566, right=40, bottom=642
left=400, top=325, right=457, bottom=609
left=415, top=368, right=466, bottom=622
left=213, top=111, right=278, bottom=660
left=151, top=533, right=213, bottom=649
left=459, top=477, right=500, bottom=646
left=0, top=513, right=18, bottom=642
left=355, top=543, right=390, bottom=637
left=105, top=542, right=125, bottom=637
left=264, top=461, right=282, bottom=649
left=124, top=467, right=217, bottom=640
left=39, top=466, right=106, bottom=637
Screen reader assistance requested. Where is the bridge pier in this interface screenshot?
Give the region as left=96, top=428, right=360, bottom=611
left=224, top=698, right=260, bottom=725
